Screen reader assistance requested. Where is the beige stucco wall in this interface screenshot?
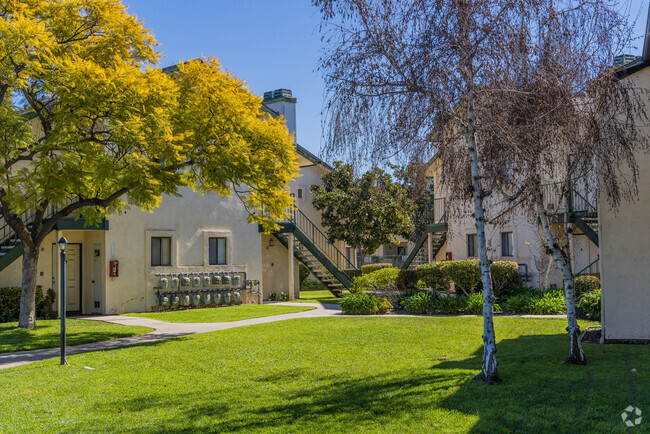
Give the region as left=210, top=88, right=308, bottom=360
left=425, top=154, right=564, bottom=288
left=600, top=65, right=650, bottom=341
left=101, top=187, right=263, bottom=314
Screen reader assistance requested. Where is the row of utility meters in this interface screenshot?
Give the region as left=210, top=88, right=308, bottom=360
left=157, top=273, right=243, bottom=289
left=158, top=290, right=243, bottom=308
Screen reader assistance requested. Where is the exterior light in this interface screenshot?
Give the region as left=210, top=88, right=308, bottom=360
left=59, top=236, right=68, bottom=366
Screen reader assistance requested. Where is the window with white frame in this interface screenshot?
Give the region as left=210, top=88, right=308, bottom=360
left=151, top=237, right=171, bottom=266
left=209, top=237, right=227, bottom=265
left=467, top=234, right=478, bottom=257
left=501, top=232, right=514, bottom=257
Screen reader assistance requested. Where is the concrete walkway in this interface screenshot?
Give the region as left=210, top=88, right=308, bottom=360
left=0, top=303, right=341, bottom=370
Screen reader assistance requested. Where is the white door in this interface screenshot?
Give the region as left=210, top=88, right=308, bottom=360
left=573, top=235, right=590, bottom=274
left=52, top=244, right=81, bottom=312
left=92, top=243, right=102, bottom=313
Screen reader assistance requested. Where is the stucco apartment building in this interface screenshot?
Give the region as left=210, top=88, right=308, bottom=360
left=0, top=89, right=355, bottom=314
left=599, top=51, right=650, bottom=342
left=401, top=155, right=598, bottom=290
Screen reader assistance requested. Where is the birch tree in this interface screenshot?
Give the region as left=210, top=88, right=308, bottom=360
left=314, top=0, right=550, bottom=383
left=472, top=1, right=648, bottom=364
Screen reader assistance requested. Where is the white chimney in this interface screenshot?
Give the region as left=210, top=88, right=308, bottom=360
left=263, top=89, right=297, bottom=142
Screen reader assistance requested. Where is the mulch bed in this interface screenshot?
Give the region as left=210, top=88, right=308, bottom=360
left=581, top=327, right=602, bottom=344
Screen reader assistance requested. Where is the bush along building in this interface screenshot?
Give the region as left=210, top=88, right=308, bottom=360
left=0, top=88, right=356, bottom=315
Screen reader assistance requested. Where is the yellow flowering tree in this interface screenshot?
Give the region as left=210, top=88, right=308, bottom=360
left=0, top=0, right=298, bottom=328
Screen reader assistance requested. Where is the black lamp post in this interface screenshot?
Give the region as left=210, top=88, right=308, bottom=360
left=58, top=236, right=68, bottom=366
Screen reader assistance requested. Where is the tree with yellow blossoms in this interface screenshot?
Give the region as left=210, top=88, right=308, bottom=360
left=0, top=0, right=298, bottom=328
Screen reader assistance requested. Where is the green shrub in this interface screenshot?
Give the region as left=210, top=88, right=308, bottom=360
left=442, top=260, right=481, bottom=295
left=499, top=285, right=539, bottom=300
left=415, top=262, right=450, bottom=290
left=530, top=290, right=566, bottom=315
left=433, top=294, right=468, bottom=314
left=573, top=275, right=600, bottom=297
left=490, top=261, right=522, bottom=296
left=402, top=291, right=435, bottom=314
left=395, top=269, right=418, bottom=291
left=376, top=296, right=393, bottom=314
left=280, top=292, right=290, bottom=302
left=299, top=264, right=310, bottom=285
left=465, top=292, right=484, bottom=314
left=361, top=263, right=393, bottom=274
left=505, top=293, right=538, bottom=314
left=340, top=293, right=392, bottom=315
left=268, top=292, right=279, bottom=301
left=0, top=286, right=56, bottom=323
left=505, top=289, right=566, bottom=315
left=351, top=267, right=399, bottom=293
left=301, top=280, right=326, bottom=290
left=578, top=289, right=601, bottom=321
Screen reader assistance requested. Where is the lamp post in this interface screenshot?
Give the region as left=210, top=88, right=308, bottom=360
left=58, top=236, right=68, bottom=366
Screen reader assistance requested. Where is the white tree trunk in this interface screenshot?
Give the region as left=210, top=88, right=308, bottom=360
left=466, top=124, right=500, bottom=384
left=537, top=196, right=586, bottom=364
left=18, top=246, right=40, bottom=329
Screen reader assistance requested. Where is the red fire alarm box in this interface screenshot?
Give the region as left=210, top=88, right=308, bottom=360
left=109, top=260, right=119, bottom=277
left=445, top=252, right=453, bottom=261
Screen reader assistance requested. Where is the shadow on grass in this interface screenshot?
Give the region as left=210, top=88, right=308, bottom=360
left=0, top=319, right=153, bottom=354
left=86, top=331, right=646, bottom=432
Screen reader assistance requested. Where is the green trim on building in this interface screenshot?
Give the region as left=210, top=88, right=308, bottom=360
left=262, top=95, right=298, bottom=104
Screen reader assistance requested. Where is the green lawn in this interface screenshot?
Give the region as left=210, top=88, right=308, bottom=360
left=1, top=317, right=647, bottom=432
left=0, top=320, right=152, bottom=354
left=292, top=289, right=346, bottom=304
left=123, top=304, right=315, bottom=323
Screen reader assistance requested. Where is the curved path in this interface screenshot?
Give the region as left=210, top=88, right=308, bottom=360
left=0, top=302, right=341, bottom=370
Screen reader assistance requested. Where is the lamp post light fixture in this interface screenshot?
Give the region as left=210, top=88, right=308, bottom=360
left=58, top=236, right=68, bottom=366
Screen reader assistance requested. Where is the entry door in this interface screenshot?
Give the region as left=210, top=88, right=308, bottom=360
left=92, top=243, right=102, bottom=313
left=52, top=243, right=82, bottom=312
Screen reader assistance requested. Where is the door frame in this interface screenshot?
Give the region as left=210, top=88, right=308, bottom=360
left=52, top=242, right=83, bottom=314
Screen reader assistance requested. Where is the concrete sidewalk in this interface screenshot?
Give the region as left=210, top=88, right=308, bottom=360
left=0, top=303, right=341, bottom=370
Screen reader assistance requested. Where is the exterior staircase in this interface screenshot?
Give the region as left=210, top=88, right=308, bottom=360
left=270, top=208, right=359, bottom=297
left=544, top=182, right=599, bottom=247
left=401, top=198, right=447, bottom=269
left=0, top=199, right=108, bottom=272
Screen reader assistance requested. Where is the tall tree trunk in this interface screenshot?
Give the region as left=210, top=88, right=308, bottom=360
left=466, top=120, right=500, bottom=384
left=18, top=245, right=40, bottom=329
left=536, top=194, right=586, bottom=365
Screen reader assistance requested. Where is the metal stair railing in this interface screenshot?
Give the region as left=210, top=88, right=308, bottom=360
left=425, top=197, right=446, bottom=225
left=0, top=196, right=77, bottom=247
left=541, top=180, right=598, bottom=215
left=290, top=208, right=359, bottom=279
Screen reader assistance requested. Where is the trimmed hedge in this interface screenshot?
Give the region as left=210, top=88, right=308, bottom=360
left=396, top=269, right=418, bottom=291
left=0, top=286, right=57, bottom=323
left=340, top=293, right=392, bottom=315
left=353, top=267, right=419, bottom=293
left=574, top=275, right=600, bottom=297
left=415, top=262, right=450, bottom=291
left=361, top=263, right=393, bottom=274
left=351, top=267, right=399, bottom=293
left=416, top=259, right=520, bottom=296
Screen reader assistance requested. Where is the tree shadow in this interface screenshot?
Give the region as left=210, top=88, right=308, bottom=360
left=72, top=331, right=647, bottom=432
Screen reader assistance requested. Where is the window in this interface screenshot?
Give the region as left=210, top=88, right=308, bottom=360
left=297, top=188, right=303, bottom=199
left=501, top=232, right=514, bottom=257
left=151, top=237, right=171, bottom=266
left=209, top=237, right=227, bottom=265
left=467, top=234, right=477, bottom=257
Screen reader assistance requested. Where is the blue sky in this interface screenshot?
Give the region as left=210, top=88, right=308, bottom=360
left=125, top=0, right=650, bottom=161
